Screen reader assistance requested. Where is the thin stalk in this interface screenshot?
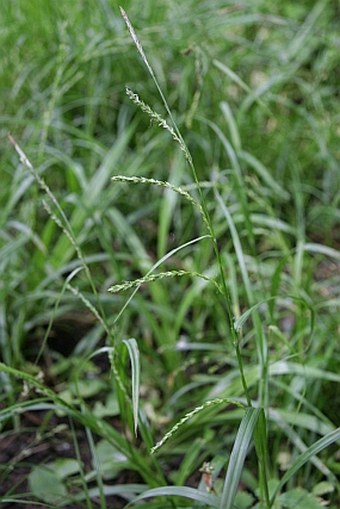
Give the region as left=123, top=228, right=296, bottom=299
left=171, top=126, right=252, bottom=407
left=8, top=134, right=132, bottom=433
left=120, top=8, right=251, bottom=406
left=83, top=408, right=107, bottom=509
left=69, top=417, right=94, bottom=509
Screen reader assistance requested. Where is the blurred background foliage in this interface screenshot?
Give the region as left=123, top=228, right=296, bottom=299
left=0, top=0, right=339, bottom=506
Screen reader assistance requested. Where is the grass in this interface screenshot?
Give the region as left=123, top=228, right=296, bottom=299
left=1, top=0, right=340, bottom=508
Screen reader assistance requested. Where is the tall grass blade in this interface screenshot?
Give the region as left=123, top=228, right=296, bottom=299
left=253, top=409, right=270, bottom=508
left=123, top=338, right=140, bottom=436
left=220, top=407, right=261, bottom=509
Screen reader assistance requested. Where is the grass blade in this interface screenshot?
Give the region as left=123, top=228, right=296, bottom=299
left=113, top=234, right=211, bottom=324
left=220, top=407, right=261, bottom=509
left=130, top=486, right=219, bottom=507
left=270, top=428, right=340, bottom=506
left=253, top=409, right=270, bottom=508
left=123, top=338, right=140, bottom=436
left=234, top=295, right=314, bottom=337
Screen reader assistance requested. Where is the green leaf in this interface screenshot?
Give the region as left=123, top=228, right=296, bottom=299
left=113, top=234, right=211, bottom=324
left=312, top=481, right=334, bottom=496
left=270, top=428, right=340, bottom=506
left=96, top=439, right=128, bottom=480
left=220, top=407, right=261, bottom=509
left=130, top=486, right=219, bottom=507
left=279, top=488, right=324, bottom=509
left=253, top=409, right=270, bottom=507
left=93, top=391, right=120, bottom=418
left=304, top=243, right=340, bottom=261
left=234, top=296, right=314, bottom=334
left=52, top=458, right=80, bottom=479
left=220, top=101, right=241, bottom=151
left=28, top=465, right=67, bottom=505
left=70, top=378, right=105, bottom=399
left=234, top=491, right=255, bottom=509
left=238, top=150, right=290, bottom=200
left=123, top=338, right=140, bottom=435
left=0, top=362, right=155, bottom=481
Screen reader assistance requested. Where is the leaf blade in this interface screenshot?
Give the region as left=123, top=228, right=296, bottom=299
left=220, top=407, right=261, bottom=509
left=123, top=338, right=140, bottom=435
left=270, top=427, right=340, bottom=506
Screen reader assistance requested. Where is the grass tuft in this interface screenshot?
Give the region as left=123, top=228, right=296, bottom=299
left=1, top=1, right=339, bottom=507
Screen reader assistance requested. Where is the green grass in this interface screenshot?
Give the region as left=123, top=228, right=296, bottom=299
left=1, top=0, right=339, bottom=508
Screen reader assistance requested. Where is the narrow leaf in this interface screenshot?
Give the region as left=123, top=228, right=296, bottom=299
left=220, top=407, right=261, bottom=509
left=270, top=428, right=340, bottom=506
left=130, top=486, right=219, bottom=508
left=253, top=409, right=270, bottom=507
left=304, top=243, right=340, bottom=261
left=234, top=295, right=314, bottom=337
left=123, top=338, right=140, bottom=435
left=113, top=234, right=210, bottom=324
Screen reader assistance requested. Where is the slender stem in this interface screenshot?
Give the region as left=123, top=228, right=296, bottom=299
left=121, top=7, right=252, bottom=403
left=178, top=132, right=252, bottom=406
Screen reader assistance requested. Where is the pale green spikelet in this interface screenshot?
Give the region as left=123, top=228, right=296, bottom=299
left=150, top=398, right=245, bottom=454
left=9, top=135, right=96, bottom=297
left=125, top=88, right=192, bottom=164
left=108, top=270, right=222, bottom=294
left=112, top=175, right=200, bottom=211
left=111, top=175, right=210, bottom=232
